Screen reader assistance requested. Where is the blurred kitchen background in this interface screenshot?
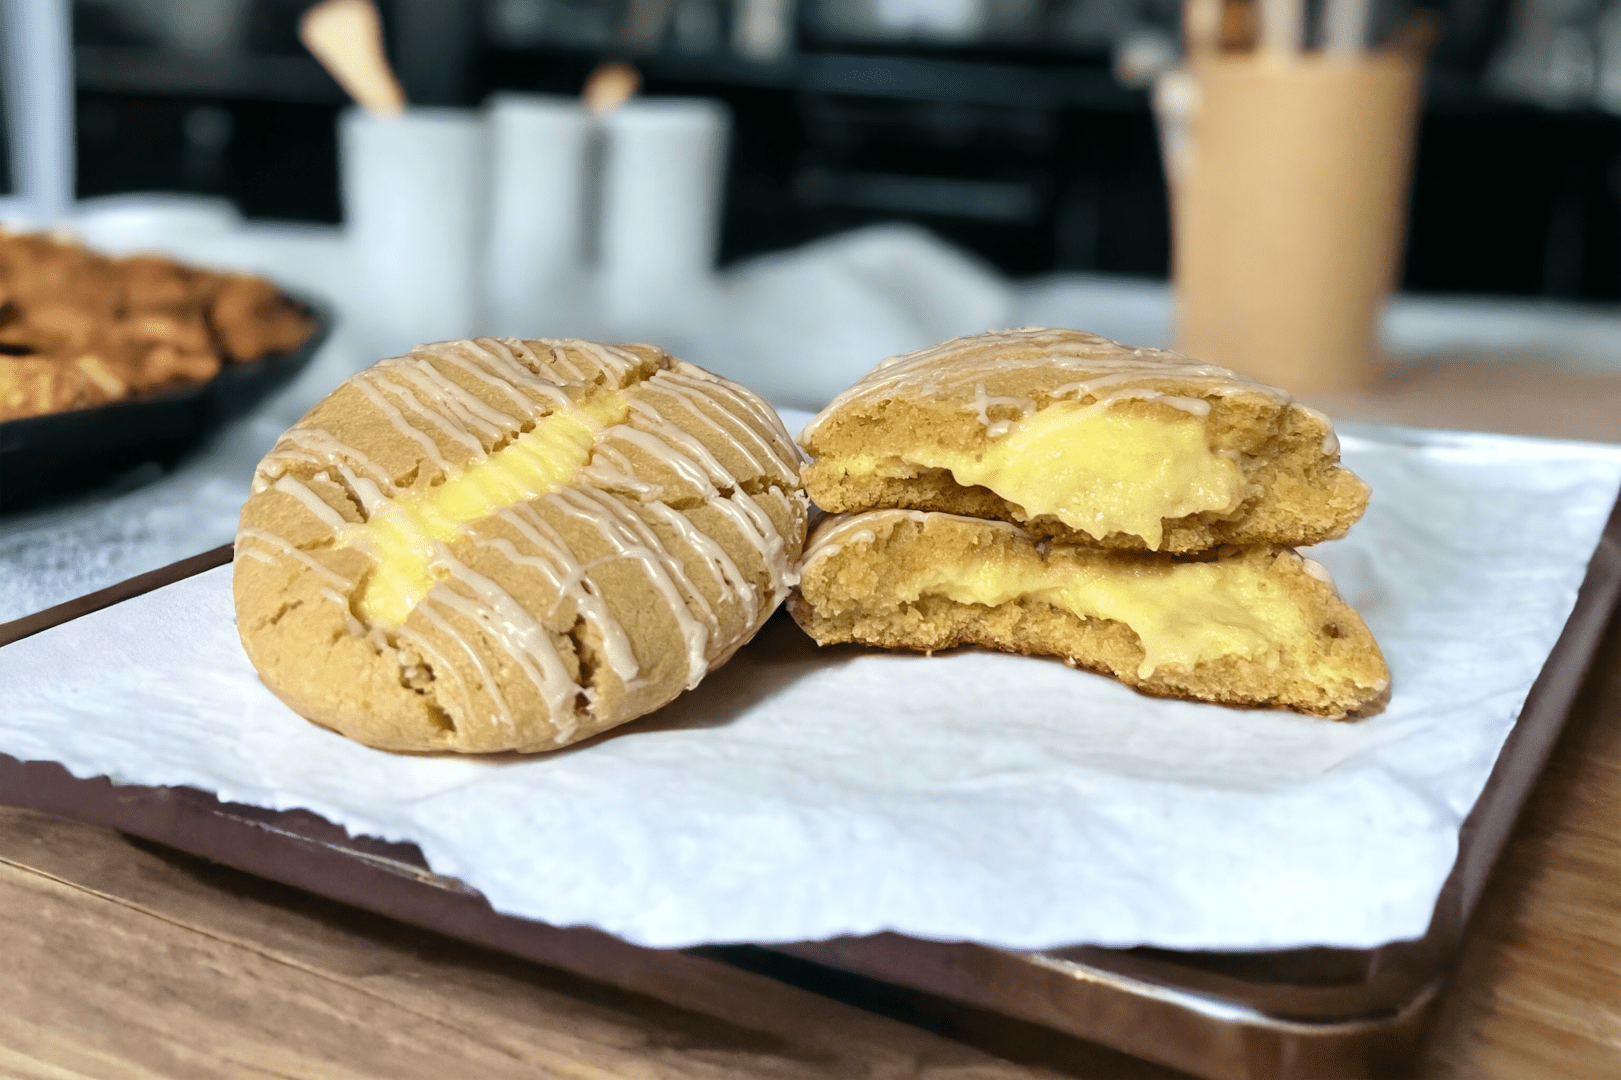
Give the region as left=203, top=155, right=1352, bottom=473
left=56, top=0, right=1621, bottom=301
left=4, top=0, right=1621, bottom=621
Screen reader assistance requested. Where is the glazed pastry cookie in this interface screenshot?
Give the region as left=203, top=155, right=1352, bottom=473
left=792, top=510, right=1389, bottom=719
left=235, top=337, right=808, bottom=753
left=800, top=328, right=1370, bottom=553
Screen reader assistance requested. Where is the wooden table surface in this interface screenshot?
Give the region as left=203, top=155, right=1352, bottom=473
left=4, top=361, right=1620, bottom=1080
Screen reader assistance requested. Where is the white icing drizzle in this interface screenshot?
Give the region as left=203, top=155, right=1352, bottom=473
left=394, top=623, right=473, bottom=726
left=621, top=395, right=791, bottom=583
left=1029, top=386, right=1224, bottom=439
left=243, top=337, right=802, bottom=743
left=237, top=527, right=355, bottom=592
left=628, top=400, right=738, bottom=494
left=543, top=340, right=589, bottom=381
left=577, top=442, right=666, bottom=501
left=426, top=554, right=581, bottom=737
left=608, top=424, right=719, bottom=494
left=382, top=359, right=516, bottom=445
left=710, top=483, right=788, bottom=584
left=801, top=328, right=1294, bottom=443
left=494, top=501, right=648, bottom=684
left=561, top=339, right=645, bottom=384
left=548, top=486, right=717, bottom=688
left=350, top=375, right=460, bottom=472
left=271, top=475, right=349, bottom=534
left=253, top=451, right=318, bottom=493
left=644, top=499, right=754, bottom=609
left=431, top=339, right=569, bottom=413
left=1297, top=405, right=1341, bottom=457
left=358, top=371, right=487, bottom=458
left=655, top=377, right=771, bottom=475
left=478, top=528, right=641, bottom=688
left=321, top=587, right=366, bottom=636
left=334, top=462, right=389, bottom=517
left=968, top=381, right=1037, bottom=437
left=412, top=602, right=513, bottom=734
left=1049, top=384, right=1214, bottom=418
left=799, top=509, right=1028, bottom=573
left=662, top=362, right=806, bottom=471
left=255, top=427, right=393, bottom=494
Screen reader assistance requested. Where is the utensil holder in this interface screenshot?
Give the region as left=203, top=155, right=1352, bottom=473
left=340, top=107, right=485, bottom=358
left=481, top=93, right=594, bottom=338
left=1172, top=52, right=1423, bottom=393
left=596, top=98, right=731, bottom=334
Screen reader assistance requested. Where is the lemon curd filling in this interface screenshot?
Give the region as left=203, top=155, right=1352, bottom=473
left=851, top=400, right=1247, bottom=549
left=343, top=390, right=628, bottom=628
left=896, top=552, right=1310, bottom=679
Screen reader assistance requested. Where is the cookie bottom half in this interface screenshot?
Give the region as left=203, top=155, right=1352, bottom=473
left=790, top=510, right=1390, bottom=719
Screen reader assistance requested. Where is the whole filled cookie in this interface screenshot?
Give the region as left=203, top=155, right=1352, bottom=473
left=235, top=337, right=808, bottom=753
left=800, top=328, right=1370, bottom=553
left=791, top=509, right=1390, bottom=719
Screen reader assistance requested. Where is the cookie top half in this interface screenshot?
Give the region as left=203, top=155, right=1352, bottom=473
left=235, top=337, right=807, bottom=753
left=800, top=328, right=1369, bottom=553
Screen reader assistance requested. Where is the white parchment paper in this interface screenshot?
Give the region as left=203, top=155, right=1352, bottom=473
left=3, top=426, right=1618, bottom=952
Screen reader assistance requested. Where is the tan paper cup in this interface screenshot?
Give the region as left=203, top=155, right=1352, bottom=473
left=1172, top=52, right=1422, bottom=393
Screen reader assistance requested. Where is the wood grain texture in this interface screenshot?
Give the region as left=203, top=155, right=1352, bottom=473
left=1309, top=362, right=1621, bottom=445
left=0, top=806, right=1094, bottom=1080
left=1416, top=606, right=1621, bottom=1079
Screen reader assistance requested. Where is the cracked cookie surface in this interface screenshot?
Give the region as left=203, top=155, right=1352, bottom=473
left=234, top=337, right=808, bottom=753
left=800, top=328, right=1370, bottom=553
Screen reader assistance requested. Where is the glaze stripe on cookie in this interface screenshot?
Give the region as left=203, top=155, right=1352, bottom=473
left=342, top=390, right=628, bottom=628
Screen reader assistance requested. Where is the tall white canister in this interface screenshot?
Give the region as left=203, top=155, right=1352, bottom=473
left=340, top=107, right=486, bottom=358
left=596, top=97, right=731, bottom=334
left=481, top=93, right=595, bottom=338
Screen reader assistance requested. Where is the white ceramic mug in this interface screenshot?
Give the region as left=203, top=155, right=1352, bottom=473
left=340, top=107, right=486, bottom=359
left=596, top=98, right=731, bottom=334
left=481, top=92, right=595, bottom=338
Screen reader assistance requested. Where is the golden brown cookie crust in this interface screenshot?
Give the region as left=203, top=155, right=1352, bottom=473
left=790, top=509, right=1390, bottom=719
left=799, top=327, right=1370, bottom=553
left=235, top=337, right=808, bottom=753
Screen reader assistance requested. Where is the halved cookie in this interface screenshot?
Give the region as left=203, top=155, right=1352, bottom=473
left=800, top=328, right=1369, bottom=553
left=790, top=509, right=1390, bottom=719
left=235, top=337, right=808, bottom=753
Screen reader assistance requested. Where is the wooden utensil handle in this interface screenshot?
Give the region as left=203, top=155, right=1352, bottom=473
left=299, top=0, right=407, bottom=116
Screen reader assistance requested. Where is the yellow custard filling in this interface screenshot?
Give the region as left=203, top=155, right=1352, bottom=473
left=343, top=390, right=628, bottom=628
left=896, top=550, right=1310, bottom=678
left=849, top=400, right=1246, bottom=549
